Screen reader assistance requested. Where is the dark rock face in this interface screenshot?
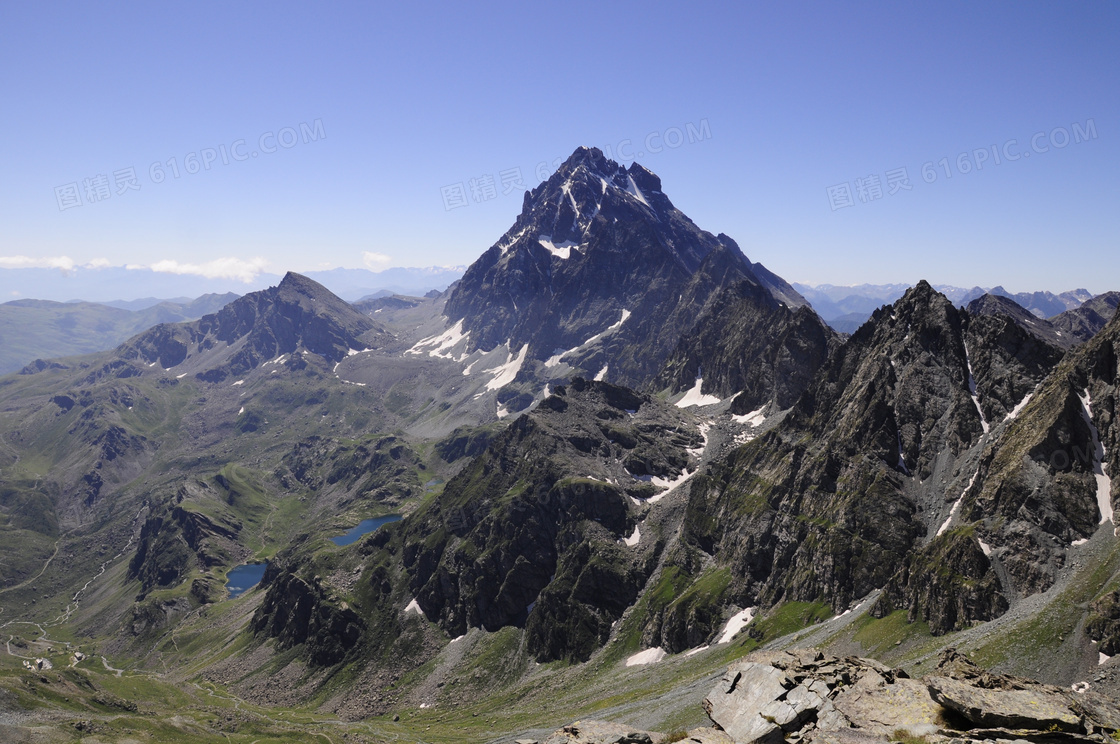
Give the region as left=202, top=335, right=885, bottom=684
left=666, top=282, right=1077, bottom=637
left=128, top=501, right=242, bottom=594
left=278, top=434, right=422, bottom=504
left=677, top=284, right=983, bottom=619
left=1052, top=291, right=1120, bottom=344
left=118, top=272, right=389, bottom=381
left=443, top=146, right=811, bottom=393
left=871, top=528, right=1008, bottom=634
left=434, top=425, right=498, bottom=463
left=251, top=571, right=364, bottom=666
left=963, top=310, right=1120, bottom=595
left=967, top=293, right=1073, bottom=351
left=658, top=279, right=839, bottom=412
left=965, top=309, right=1067, bottom=423
left=356, top=379, right=700, bottom=662
left=20, top=358, right=69, bottom=374
left=1087, top=589, right=1120, bottom=655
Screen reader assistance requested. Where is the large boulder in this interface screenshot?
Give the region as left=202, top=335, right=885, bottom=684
left=925, top=676, right=1081, bottom=732
left=540, top=720, right=662, bottom=744
left=701, top=648, right=1120, bottom=744
left=703, top=662, right=793, bottom=744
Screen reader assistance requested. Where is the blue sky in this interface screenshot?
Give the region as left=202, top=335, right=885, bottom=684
left=1, top=1, right=1117, bottom=294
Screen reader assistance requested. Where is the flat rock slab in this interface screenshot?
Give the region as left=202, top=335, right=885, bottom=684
left=543, top=720, right=662, bottom=744
left=802, top=728, right=890, bottom=744
left=926, top=676, right=1082, bottom=732
left=832, top=674, right=943, bottom=735
left=1071, top=690, right=1120, bottom=732
left=956, top=727, right=1102, bottom=744
left=704, top=661, right=792, bottom=744
left=679, top=727, right=735, bottom=744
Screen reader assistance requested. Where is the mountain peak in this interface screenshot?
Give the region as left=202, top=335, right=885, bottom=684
left=556, top=146, right=615, bottom=177
left=118, top=271, right=386, bottom=380
left=278, top=271, right=329, bottom=296
left=444, top=147, right=814, bottom=392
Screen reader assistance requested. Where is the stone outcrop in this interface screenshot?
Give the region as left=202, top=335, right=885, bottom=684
left=250, top=570, right=364, bottom=666
left=538, top=720, right=662, bottom=744
left=871, top=529, right=1008, bottom=635
left=359, top=379, right=702, bottom=664
left=694, top=649, right=1120, bottom=744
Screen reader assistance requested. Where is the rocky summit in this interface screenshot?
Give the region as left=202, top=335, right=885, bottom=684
left=0, top=147, right=1118, bottom=744
left=699, top=648, right=1120, bottom=744
left=442, top=146, right=828, bottom=405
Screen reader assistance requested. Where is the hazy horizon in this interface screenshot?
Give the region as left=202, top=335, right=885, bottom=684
left=2, top=2, right=1117, bottom=294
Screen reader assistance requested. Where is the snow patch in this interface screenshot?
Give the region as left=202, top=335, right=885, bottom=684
left=406, top=319, right=469, bottom=359
left=176, top=373, right=187, bottom=379
left=684, top=646, right=709, bottom=657
left=965, top=347, right=990, bottom=434
left=645, top=469, right=693, bottom=503
left=688, top=423, right=711, bottom=459
left=676, top=376, right=720, bottom=408
left=544, top=347, right=573, bottom=368
left=718, top=607, right=756, bottom=644
left=231, top=380, right=244, bottom=386
left=496, top=227, right=528, bottom=255
left=1072, top=681, right=1091, bottom=693
left=1101, top=652, right=1112, bottom=666
left=1078, top=389, right=1113, bottom=524
left=623, top=525, right=641, bottom=547
left=625, top=647, right=666, bottom=667
left=404, top=598, right=424, bottom=617
left=978, top=538, right=992, bottom=556
left=563, top=180, right=580, bottom=215
left=937, top=465, right=981, bottom=536
left=449, top=634, right=465, bottom=644
left=625, top=175, right=651, bottom=208
left=1072, top=538, right=1089, bottom=546
left=538, top=236, right=579, bottom=260
left=484, top=344, right=528, bottom=391
left=542, top=310, right=630, bottom=367
left=238, top=406, right=244, bottom=415
left=496, top=401, right=511, bottom=419
left=897, top=430, right=911, bottom=476
left=580, top=309, right=631, bottom=347
left=733, top=407, right=766, bottom=427
left=594, top=365, right=608, bottom=381
left=1004, top=392, right=1034, bottom=422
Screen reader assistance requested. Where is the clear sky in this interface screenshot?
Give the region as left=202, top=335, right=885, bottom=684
left=1, top=1, right=1117, bottom=293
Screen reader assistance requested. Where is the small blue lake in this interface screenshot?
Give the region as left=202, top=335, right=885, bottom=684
left=226, top=562, right=268, bottom=598
left=329, top=514, right=402, bottom=546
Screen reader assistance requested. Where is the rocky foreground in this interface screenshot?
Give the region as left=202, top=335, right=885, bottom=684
left=535, top=649, right=1120, bottom=744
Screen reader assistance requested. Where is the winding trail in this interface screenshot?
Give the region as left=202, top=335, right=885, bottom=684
left=0, top=530, right=71, bottom=597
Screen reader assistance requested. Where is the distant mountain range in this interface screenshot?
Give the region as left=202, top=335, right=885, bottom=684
left=0, top=293, right=238, bottom=374
left=796, top=282, right=1094, bottom=333
left=0, top=264, right=465, bottom=304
